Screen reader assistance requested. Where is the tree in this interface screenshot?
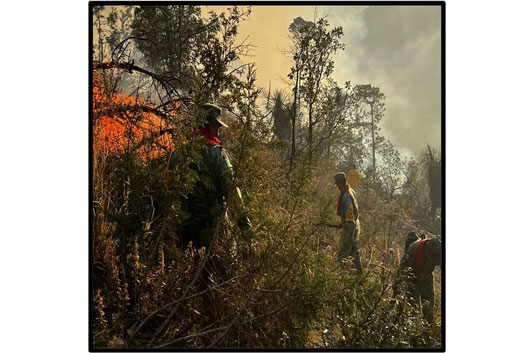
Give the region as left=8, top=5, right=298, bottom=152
left=93, top=6, right=120, bottom=62
left=353, top=84, right=386, bottom=179
left=311, top=80, right=352, bottom=161
left=271, top=90, right=292, bottom=142
left=131, top=5, right=252, bottom=103
left=377, top=140, right=405, bottom=199
left=419, top=145, right=442, bottom=217
left=118, top=6, right=134, bottom=40
left=131, top=5, right=204, bottom=89
left=192, top=6, right=253, bottom=102
left=286, top=16, right=312, bottom=171
left=104, top=6, right=135, bottom=52
left=289, top=16, right=345, bottom=165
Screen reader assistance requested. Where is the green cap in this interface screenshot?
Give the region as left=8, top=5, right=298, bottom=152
left=334, top=172, right=347, bottom=184
left=202, top=103, right=228, bottom=128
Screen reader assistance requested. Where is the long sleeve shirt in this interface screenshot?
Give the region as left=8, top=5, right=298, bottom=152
left=203, top=143, right=233, bottom=203
left=340, top=187, right=360, bottom=226
left=399, top=236, right=442, bottom=281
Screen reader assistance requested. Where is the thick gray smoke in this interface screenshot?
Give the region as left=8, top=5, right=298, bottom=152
left=329, top=5, right=442, bottom=157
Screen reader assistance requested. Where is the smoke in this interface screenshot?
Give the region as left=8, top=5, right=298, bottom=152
left=329, top=5, right=442, bottom=158
left=232, top=5, right=442, bottom=158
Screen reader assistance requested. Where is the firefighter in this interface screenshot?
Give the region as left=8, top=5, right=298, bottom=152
left=334, top=172, right=363, bottom=274
left=178, top=103, right=250, bottom=249
left=395, top=232, right=442, bottom=322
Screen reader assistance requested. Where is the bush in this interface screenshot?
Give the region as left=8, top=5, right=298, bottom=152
left=91, top=60, right=441, bottom=350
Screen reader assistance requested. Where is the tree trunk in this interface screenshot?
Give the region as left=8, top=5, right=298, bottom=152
left=308, top=103, right=313, bottom=165
left=370, top=103, right=376, bottom=178
left=177, top=6, right=182, bottom=80
left=290, top=70, right=299, bottom=173
left=96, top=11, right=104, bottom=62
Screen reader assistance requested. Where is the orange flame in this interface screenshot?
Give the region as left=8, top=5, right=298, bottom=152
left=92, top=71, right=176, bottom=162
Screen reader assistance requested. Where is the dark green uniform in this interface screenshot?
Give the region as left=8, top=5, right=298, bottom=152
left=396, top=235, right=441, bottom=322
left=180, top=140, right=233, bottom=249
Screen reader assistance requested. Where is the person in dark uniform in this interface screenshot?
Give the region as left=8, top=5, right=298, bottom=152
left=177, top=103, right=234, bottom=249
left=177, top=103, right=250, bottom=250
left=394, top=232, right=442, bottom=322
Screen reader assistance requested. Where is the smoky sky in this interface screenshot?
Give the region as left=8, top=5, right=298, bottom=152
left=231, top=5, right=442, bottom=158
left=100, top=5, right=442, bottom=158
left=329, top=5, right=442, bottom=157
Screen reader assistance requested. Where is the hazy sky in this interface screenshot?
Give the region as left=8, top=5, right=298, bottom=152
left=101, top=5, right=442, bottom=158
left=207, top=5, right=442, bottom=158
